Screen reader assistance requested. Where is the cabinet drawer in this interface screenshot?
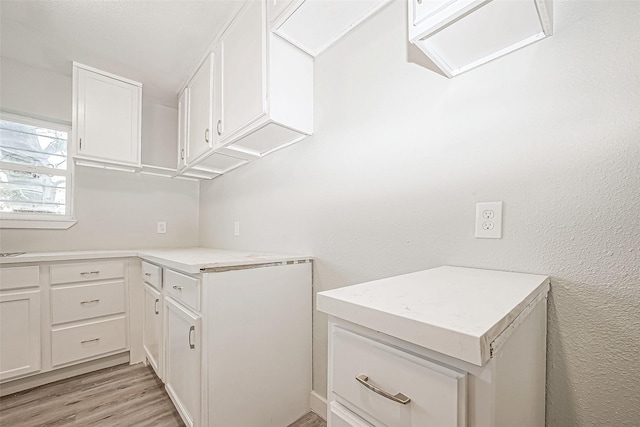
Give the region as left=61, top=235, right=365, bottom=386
left=51, top=281, right=126, bottom=324
left=0, top=266, right=39, bottom=290
left=142, top=261, right=162, bottom=290
left=331, top=327, right=467, bottom=427
left=164, top=269, right=200, bottom=311
left=51, top=317, right=127, bottom=366
left=329, top=402, right=374, bottom=427
left=50, top=261, right=124, bottom=285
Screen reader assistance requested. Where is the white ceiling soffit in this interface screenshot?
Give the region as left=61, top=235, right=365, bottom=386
left=0, top=0, right=243, bottom=107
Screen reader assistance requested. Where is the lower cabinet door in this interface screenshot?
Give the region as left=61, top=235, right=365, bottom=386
left=165, top=296, right=201, bottom=427
left=0, top=290, right=41, bottom=381
left=143, top=284, right=163, bottom=380
left=329, top=402, right=375, bottom=427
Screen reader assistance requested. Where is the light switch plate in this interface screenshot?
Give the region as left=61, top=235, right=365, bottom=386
left=475, top=202, right=502, bottom=239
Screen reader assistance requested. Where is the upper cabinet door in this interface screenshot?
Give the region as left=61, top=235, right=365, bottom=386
left=177, top=88, right=189, bottom=170
left=74, top=65, right=142, bottom=167
left=186, top=54, right=215, bottom=165
left=219, top=0, right=266, bottom=142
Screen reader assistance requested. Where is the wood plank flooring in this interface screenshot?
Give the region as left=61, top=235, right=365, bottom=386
left=0, top=363, right=326, bottom=427
left=286, top=412, right=326, bottom=427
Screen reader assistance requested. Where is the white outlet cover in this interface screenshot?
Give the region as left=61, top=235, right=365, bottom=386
left=475, top=202, right=502, bottom=239
left=157, top=221, right=167, bottom=234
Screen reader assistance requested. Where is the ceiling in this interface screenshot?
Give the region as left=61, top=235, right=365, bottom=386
left=0, top=0, right=243, bottom=107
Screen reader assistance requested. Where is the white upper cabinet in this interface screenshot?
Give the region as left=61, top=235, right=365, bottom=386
left=218, top=0, right=265, bottom=143
left=176, top=0, right=313, bottom=179
left=177, top=88, right=189, bottom=171
left=186, top=54, right=215, bottom=165
left=72, top=63, right=142, bottom=169
left=270, top=0, right=392, bottom=57
left=408, top=0, right=553, bottom=77
left=215, top=0, right=314, bottom=160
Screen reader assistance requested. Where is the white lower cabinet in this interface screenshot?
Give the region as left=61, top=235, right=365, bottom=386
left=0, top=288, right=41, bottom=382
left=49, top=260, right=129, bottom=368
left=139, top=255, right=312, bottom=427
left=1, top=259, right=132, bottom=395
left=329, top=326, right=466, bottom=427
left=164, top=296, right=201, bottom=427
left=320, top=267, right=550, bottom=427
left=50, top=316, right=127, bottom=367
left=143, top=283, right=163, bottom=379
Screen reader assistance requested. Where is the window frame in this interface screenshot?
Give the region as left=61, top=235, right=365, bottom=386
left=0, top=112, right=77, bottom=229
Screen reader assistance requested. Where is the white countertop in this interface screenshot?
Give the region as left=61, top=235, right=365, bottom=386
left=137, top=248, right=312, bottom=274
left=317, top=265, right=549, bottom=366
left=0, top=247, right=311, bottom=274
left=0, top=250, right=138, bottom=264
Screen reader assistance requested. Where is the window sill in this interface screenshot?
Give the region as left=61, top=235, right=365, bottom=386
left=0, top=218, right=77, bottom=230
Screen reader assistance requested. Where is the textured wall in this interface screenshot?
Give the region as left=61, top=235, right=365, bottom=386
left=199, top=1, right=640, bottom=426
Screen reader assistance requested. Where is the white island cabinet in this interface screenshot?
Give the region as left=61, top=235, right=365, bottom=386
left=317, top=266, right=550, bottom=427
left=138, top=248, right=313, bottom=427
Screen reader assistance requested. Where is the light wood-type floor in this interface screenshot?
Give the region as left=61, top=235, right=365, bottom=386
left=0, top=363, right=326, bottom=427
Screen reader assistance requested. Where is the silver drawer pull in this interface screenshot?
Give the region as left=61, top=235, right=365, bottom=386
left=355, top=374, right=411, bottom=405
left=172, top=285, right=183, bottom=291
left=188, top=325, right=195, bottom=349
left=155, top=298, right=159, bottom=315
left=80, top=299, right=100, bottom=305
left=80, top=271, right=100, bottom=275
left=81, top=338, right=100, bottom=344
left=144, top=272, right=152, bottom=277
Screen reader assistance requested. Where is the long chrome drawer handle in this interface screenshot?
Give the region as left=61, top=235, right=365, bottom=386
left=172, top=285, right=183, bottom=291
left=355, top=374, right=411, bottom=405
left=81, top=338, right=100, bottom=344
left=80, top=271, right=100, bottom=275
left=80, top=299, right=100, bottom=305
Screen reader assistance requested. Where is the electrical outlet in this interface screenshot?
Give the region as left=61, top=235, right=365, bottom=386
left=157, top=221, right=167, bottom=234
left=475, top=202, right=502, bottom=238
left=234, top=221, right=240, bottom=237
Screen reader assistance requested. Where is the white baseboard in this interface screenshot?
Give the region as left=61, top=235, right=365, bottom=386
left=0, top=352, right=130, bottom=397
left=310, top=390, right=328, bottom=420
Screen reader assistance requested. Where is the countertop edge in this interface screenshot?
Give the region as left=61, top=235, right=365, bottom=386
left=316, top=267, right=551, bottom=367
left=0, top=248, right=312, bottom=273
left=317, top=291, right=484, bottom=366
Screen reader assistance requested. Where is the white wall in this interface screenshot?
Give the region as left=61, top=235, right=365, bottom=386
left=0, top=58, right=199, bottom=252
left=0, top=166, right=199, bottom=252
left=199, top=1, right=640, bottom=426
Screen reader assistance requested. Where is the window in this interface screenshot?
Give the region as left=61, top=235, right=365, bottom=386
left=0, top=113, right=76, bottom=229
